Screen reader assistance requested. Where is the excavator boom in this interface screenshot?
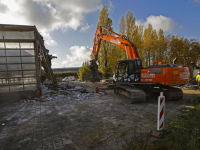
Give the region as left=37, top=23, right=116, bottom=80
left=92, top=26, right=140, bottom=61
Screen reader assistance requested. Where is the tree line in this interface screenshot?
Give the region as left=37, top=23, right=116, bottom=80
left=96, top=6, right=200, bottom=78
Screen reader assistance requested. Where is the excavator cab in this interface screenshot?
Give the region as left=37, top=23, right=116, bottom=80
left=115, top=59, right=142, bottom=83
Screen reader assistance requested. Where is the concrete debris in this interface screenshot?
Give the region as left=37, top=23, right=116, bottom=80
left=34, top=97, right=43, bottom=101
left=20, top=81, right=104, bottom=102
left=20, top=99, right=37, bottom=103
left=184, top=77, right=197, bottom=86
left=182, top=77, right=199, bottom=90
left=41, top=84, right=53, bottom=95
left=41, top=90, right=104, bottom=101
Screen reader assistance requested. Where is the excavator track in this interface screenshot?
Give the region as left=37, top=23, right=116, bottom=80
left=164, top=87, right=183, bottom=101
left=114, top=85, right=146, bottom=103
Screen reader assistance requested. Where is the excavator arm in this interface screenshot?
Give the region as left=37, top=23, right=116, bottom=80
left=89, top=26, right=140, bottom=82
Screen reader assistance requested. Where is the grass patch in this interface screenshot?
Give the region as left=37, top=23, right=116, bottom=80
left=165, top=98, right=200, bottom=150
left=80, top=120, right=125, bottom=146
left=123, top=96, right=200, bottom=150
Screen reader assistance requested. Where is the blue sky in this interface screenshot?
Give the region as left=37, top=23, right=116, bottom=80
left=0, top=0, right=200, bottom=68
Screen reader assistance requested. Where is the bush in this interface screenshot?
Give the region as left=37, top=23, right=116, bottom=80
left=77, top=61, right=91, bottom=82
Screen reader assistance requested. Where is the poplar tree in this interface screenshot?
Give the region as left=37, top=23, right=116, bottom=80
left=117, top=16, right=127, bottom=60
left=143, top=24, right=153, bottom=66
left=157, top=29, right=167, bottom=62
left=119, top=16, right=126, bottom=35
left=117, top=11, right=138, bottom=61
left=125, top=11, right=135, bottom=41
left=132, top=25, right=143, bottom=59
left=151, top=29, right=158, bottom=63
left=168, top=35, right=183, bottom=64
left=96, top=5, right=113, bottom=78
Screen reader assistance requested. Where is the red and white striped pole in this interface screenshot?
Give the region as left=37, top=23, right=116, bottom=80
left=157, top=92, right=165, bottom=131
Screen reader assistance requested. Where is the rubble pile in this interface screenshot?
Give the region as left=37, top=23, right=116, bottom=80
left=40, top=81, right=104, bottom=101
left=183, top=77, right=199, bottom=90
left=184, top=77, right=197, bottom=86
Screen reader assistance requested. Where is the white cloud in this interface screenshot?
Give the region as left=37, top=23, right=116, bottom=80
left=52, top=62, right=59, bottom=68
left=79, top=23, right=93, bottom=32
left=62, top=46, right=92, bottom=67
left=39, top=30, right=58, bottom=46
left=0, top=0, right=102, bottom=46
left=108, top=1, right=114, bottom=12
left=193, top=0, right=200, bottom=2
left=0, top=2, right=8, bottom=12
left=136, top=15, right=180, bottom=33
left=52, top=53, right=58, bottom=57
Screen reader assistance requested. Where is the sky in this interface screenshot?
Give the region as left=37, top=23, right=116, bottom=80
left=0, top=0, right=200, bottom=68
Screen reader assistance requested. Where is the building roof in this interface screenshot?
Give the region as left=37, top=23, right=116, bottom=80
left=0, top=24, right=36, bottom=31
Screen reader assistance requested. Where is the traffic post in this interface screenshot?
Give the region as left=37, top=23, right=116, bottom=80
left=149, top=92, right=165, bottom=138
left=157, top=92, right=165, bottom=131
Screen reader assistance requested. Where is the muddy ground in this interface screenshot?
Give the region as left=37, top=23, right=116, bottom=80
left=0, top=83, right=199, bottom=150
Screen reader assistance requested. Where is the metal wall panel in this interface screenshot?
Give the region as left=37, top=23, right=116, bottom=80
left=0, top=31, right=38, bottom=93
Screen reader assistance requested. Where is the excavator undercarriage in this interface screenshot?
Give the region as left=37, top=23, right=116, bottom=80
left=114, top=85, right=146, bottom=103
left=114, top=84, right=183, bottom=103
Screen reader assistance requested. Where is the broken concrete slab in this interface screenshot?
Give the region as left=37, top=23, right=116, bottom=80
left=31, top=82, right=106, bottom=103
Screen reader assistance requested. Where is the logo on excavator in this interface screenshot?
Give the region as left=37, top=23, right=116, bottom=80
left=174, top=71, right=179, bottom=75
left=179, top=72, right=189, bottom=80
left=141, top=71, right=155, bottom=78
left=110, top=39, right=121, bottom=45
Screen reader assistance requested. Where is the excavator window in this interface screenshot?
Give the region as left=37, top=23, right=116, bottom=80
left=137, top=59, right=142, bottom=68
left=128, top=62, right=134, bottom=72
left=127, top=60, right=141, bottom=82
left=118, top=62, right=127, bottom=74
left=128, top=61, right=136, bottom=73
left=115, top=62, right=127, bottom=81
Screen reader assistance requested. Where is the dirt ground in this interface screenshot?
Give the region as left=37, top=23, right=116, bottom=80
left=0, top=83, right=199, bottom=150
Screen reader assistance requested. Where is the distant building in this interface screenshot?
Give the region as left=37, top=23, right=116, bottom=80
left=52, top=67, right=80, bottom=81
left=52, top=67, right=80, bottom=73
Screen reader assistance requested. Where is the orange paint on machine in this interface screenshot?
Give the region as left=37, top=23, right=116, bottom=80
left=140, top=66, right=190, bottom=86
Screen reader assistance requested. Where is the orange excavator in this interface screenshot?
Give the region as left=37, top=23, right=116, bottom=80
left=90, top=26, right=190, bottom=103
